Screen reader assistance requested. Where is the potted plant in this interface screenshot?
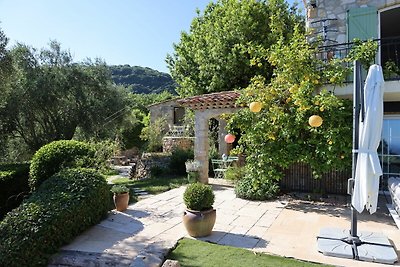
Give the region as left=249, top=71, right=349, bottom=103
left=110, top=185, right=130, bottom=212
left=182, top=183, right=216, bottom=237
left=185, top=160, right=200, bottom=183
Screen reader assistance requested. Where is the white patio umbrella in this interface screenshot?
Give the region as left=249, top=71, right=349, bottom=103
left=351, top=64, right=384, bottom=214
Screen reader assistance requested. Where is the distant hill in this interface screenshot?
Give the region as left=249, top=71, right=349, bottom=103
left=109, top=65, right=177, bottom=94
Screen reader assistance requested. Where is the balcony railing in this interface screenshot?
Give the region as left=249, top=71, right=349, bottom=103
left=315, top=36, right=400, bottom=82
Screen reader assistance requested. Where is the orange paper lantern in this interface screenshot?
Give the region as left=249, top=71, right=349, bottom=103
left=224, top=134, right=236, bottom=144
left=249, top=101, right=262, bottom=113
left=308, top=115, right=323, bottom=127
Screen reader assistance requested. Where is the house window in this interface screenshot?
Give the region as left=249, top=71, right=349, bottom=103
left=174, top=107, right=185, bottom=125
left=379, top=116, right=400, bottom=189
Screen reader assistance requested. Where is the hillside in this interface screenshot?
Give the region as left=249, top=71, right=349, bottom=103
left=109, top=65, right=177, bottom=94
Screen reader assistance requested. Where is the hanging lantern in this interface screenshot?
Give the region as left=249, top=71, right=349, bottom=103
left=308, top=115, right=323, bottom=127
left=224, top=134, right=236, bottom=144
left=249, top=101, right=262, bottom=113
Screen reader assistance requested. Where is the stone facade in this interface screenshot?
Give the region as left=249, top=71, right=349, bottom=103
left=162, top=137, right=194, bottom=153
left=306, top=0, right=400, bottom=44
left=148, top=99, right=185, bottom=133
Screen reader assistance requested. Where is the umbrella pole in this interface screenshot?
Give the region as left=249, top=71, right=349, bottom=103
left=348, top=60, right=362, bottom=252
left=317, top=62, right=398, bottom=264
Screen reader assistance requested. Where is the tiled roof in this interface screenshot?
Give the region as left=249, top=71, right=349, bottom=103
left=177, top=91, right=240, bottom=110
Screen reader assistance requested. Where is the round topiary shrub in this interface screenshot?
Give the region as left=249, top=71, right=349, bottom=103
left=29, top=140, right=96, bottom=191
left=183, top=183, right=215, bottom=211
left=0, top=168, right=110, bottom=267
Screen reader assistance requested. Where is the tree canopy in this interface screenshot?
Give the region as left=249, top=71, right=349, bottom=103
left=167, top=0, right=303, bottom=97
left=0, top=41, right=130, bottom=153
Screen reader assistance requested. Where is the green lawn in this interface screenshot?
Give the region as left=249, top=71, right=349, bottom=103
left=167, top=238, right=331, bottom=267
left=111, top=175, right=187, bottom=195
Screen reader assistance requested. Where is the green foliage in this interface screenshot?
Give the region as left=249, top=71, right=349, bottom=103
left=229, top=28, right=354, bottom=199
left=224, top=166, right=246, bottom=183
left=0, top=163, right=30, bottom=219
left=110, top=184, right=129, bottom=194
left=109, top=65, right=177, bottom=94
left=169, top=148, right=194, bottom=175
left=0, top=168, right=110, bottom=267
left=383, top=60, right=400, bottom=80
left=88, top=139, right=120, bottom=170
left=0, top=41, right=130, bottom=152
left=347, top=39, right=378, bottom=69
left=140, top=116, right=167, bottom=152
left=150, top=166, right=167, bottom=177
left=29, top=140, right=96, bottom=191
left=167, top=0, right=303, bottom=97
left=235, top=175, right=280, bottom=200
left=183, top=183, right=215, bottom=211
left=111, top=175, right=187, bottom=195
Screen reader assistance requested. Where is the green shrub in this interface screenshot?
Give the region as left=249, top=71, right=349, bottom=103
left=183, top=183, right=215, bottom=211
left=110, top=184, right=129, bottom=194
left=150, top=165, right=167, bottom=177
left=169, top=148, right=194, bottom=175
left=0, top=163, right=30, bottom=219
left=235, top=176, right=279, bottom=200
left=0, top=168, right=110, bottom=267
left=29, top=140, right=96, bottom=191
left=224, top=166, right=246, bottom=183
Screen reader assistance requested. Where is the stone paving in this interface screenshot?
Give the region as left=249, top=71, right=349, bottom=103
left=49, top=182, right=400, bottom=267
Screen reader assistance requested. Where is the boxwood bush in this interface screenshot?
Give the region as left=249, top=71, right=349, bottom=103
left=183, top=183, right=215, bottom=211
left=29, top=140, right=95, bottom=191
left=0, top=163, right=30, bottom=219
left=0, top=168, right=110, bottom=267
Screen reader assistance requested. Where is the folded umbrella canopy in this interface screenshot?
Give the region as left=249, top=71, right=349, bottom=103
left=351, top=64, right=384, bottom=214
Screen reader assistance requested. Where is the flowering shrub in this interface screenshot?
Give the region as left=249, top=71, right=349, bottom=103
left=227, top=28, right=377, bottom=200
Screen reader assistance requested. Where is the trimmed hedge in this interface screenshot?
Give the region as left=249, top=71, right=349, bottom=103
left=0, top=168, right=110, bottom=267
left=0, top=163, right=30, bottom=219
left=29, top=140, right=95, bottom=191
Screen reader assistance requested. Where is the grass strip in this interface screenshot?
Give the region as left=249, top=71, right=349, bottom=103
left=167, top=238, right=331, bottom=267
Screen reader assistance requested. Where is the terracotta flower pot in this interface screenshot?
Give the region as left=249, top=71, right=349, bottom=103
left=183, top=208, right=216, bottom=237
left=113, top=192, right=129, bottom=212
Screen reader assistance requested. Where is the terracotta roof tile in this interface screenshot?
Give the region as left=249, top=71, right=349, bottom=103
left=177, top=91, right=240, bottom=110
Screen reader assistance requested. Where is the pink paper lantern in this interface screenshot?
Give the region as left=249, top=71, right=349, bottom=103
left=224, top=134, right=236, bottom=144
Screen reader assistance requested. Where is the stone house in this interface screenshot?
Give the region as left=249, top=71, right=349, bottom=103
left=148, top=98, right=185, bottom=133
left=304, top=0, right=400, bottom=185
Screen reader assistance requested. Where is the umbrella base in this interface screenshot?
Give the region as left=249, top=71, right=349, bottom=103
left=317, top=227, right=398, bottom=264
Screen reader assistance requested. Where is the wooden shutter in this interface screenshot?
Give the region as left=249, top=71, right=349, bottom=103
left=347, top=7, right=378, bottom=42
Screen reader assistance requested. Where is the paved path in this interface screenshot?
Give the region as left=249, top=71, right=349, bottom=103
left=49, top=183, right=400, bottom=267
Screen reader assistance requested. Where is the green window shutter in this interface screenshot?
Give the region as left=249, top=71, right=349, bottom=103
left=347, top=7, right=378, bottom=42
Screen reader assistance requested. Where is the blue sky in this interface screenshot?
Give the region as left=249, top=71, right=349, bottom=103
left=0, top=0, right=299, bottom=73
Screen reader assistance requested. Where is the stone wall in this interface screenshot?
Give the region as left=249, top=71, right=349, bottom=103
left=132, top=153, right=171, bottom=180
left=162, top=137, right=194, bottom=153
left=306, top=0, right=400, bottom=44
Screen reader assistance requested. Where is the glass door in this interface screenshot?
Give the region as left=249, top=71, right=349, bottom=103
left=379, top=116, right=400, bottom=189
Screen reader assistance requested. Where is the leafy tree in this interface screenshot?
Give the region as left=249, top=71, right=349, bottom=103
left=0, top=41, right=130, bottom=153
left=115, top=91, right=175, bottom=150
left=167, top=0, right=303, bottom=97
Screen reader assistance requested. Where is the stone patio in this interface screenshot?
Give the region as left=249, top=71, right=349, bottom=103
left=49, top=181, right=400, bottom=267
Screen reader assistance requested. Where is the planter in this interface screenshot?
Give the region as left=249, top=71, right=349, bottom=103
left=183, top=208, right=216, bottom=237
left=113, top=192, right=129, bottom=211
